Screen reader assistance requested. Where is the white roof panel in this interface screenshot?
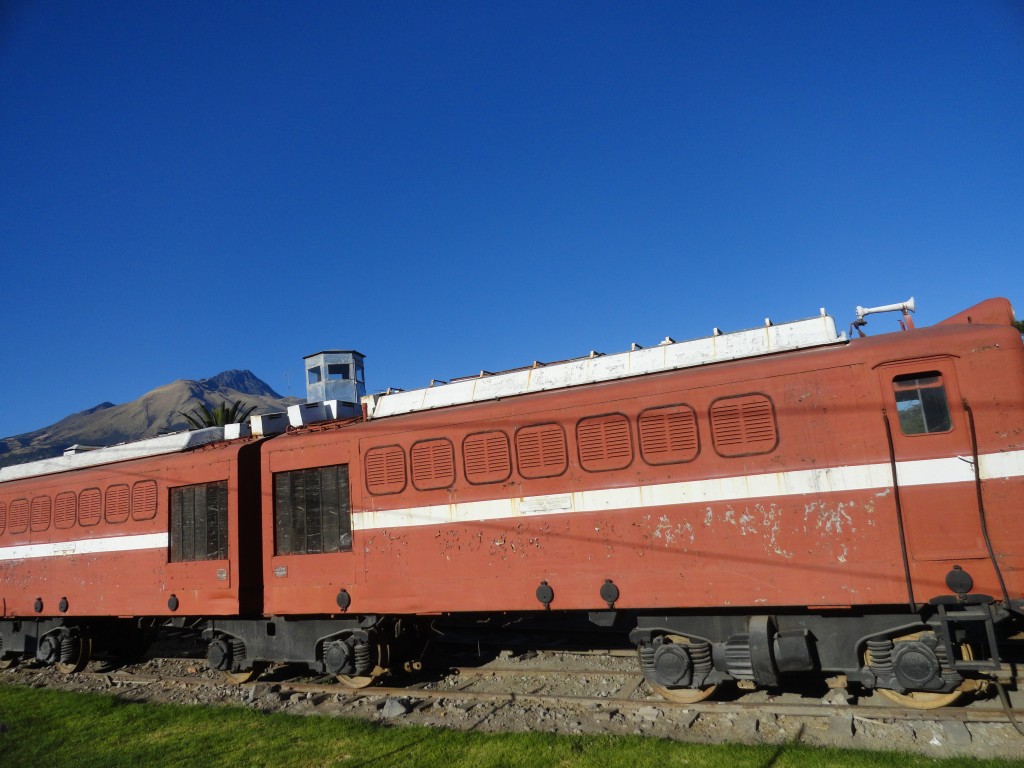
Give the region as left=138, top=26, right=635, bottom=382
left=365, top=312, right=845, bottom=420
left=0, top=427, right=225, bottom=484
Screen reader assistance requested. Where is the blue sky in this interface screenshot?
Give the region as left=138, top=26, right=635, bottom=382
left=2, top=1, right=1022, bottom=437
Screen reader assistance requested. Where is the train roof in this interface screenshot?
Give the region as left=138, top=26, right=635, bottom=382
left=0, top=427, right=225, bottom=484
left=364, top=310, right=846, bottom=419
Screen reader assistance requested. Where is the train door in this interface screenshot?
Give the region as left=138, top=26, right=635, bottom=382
left=876, top=359, right=989, bottom=585
left=264, top=440, right=359, bottom=615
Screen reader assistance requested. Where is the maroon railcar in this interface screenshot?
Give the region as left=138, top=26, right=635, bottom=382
left=204, top=298, right=1024, bottom=706
left=0, top=431, right=262, bottom=669
left=3, top=297, right=1022, bottom=708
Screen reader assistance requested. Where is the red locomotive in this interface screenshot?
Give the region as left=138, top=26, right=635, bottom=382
left=2, top=297, right=1022, bottom=708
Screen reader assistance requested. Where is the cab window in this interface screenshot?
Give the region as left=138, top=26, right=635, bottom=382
left=893, top=372, right=951, bottom=435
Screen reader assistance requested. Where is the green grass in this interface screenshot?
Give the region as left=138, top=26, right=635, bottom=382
left=0, top=684, right=1016, bottom=768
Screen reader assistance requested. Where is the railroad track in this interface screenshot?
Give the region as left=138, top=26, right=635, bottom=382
left=79, top=666, right=1024, bottom=727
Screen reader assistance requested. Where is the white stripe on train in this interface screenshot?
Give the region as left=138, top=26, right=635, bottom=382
left=1, top=450, right=1022, bottom=562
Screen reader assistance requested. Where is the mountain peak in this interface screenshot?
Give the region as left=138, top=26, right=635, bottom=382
left=0, top=370, right=298, bottom=469
left=198, top=370, right=283, bottom=399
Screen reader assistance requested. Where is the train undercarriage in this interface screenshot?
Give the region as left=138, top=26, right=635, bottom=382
left=3, top=599, right=1021, bottom=711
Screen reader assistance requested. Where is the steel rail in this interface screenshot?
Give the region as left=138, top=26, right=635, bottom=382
left=81, top=670, right=1024, bottom=726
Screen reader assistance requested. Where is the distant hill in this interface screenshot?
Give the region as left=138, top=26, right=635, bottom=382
left=0, top=370, right=301, bottom=469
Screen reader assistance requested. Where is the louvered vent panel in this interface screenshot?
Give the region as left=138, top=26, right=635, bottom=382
left=516, top=424, right=567, bottom=478
left=9, top=499, right=29, bottom=534
left=79, top=488, right=101, bottom=526
left=55, top=492, right=77, bottom=530
left=30, top=496, right=52, bottom=532
left=710, top=394, right=777, bottom=456
left=577, top=414, right=633, bottom=472
left=365, top=445, right=407, bottom=495
left=463, top=432, right=511, bottom=484
left=639, top=405, right=699, bottom=464
left=105, top=484, right=130, bottom=523
left=131, top=480, right=158, bottom=520
left=0, top=501, right=6, bottom=534
left=411, top=439, right=455, bottom=490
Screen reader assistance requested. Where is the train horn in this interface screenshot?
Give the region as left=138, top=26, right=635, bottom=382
left=856, top=297, right=915, bottom=321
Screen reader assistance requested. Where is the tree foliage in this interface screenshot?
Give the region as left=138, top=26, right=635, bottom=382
left=1014, top=319, right=1024, bottom=335
left=179, top=399, right=257, bottom=429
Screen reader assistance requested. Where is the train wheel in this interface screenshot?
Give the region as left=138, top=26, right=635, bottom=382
left=222, top=667, right=262, bottom=685
left=337, top=665, right=385, bottom=689
left=648, top=681, right=718, bottom=704
left=55, top=635, right=92, bottom=674
left=643, top=634, right=718, bottom=704
left=867, top=639, right=972, bottom=710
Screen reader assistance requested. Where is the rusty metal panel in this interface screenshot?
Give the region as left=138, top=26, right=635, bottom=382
left=131, top=480, right=157, bottom=521
left=577, top=414, right=633, bottom=472
left=516, top=423, right=568, bottom=478
left=365, top=445, right=406, bottom=495
left=638, top=404, right=699, bottom=465
left=411, top=439, right=455, bottom=490
left=30, top=495, right=51, bottom=532
left=8, top=498, right=28, bottom=534
left=710, top=394, right=778, bottom=457
left=54, top=492, right=76, bottom=529
left=463, top=431, right=511, bottom=484
left=78, top=488, right=101, bottom=526
left=104, top=484, right=130, bottom=524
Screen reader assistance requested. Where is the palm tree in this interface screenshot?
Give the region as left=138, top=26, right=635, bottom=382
left=179, top=399, right=257, bottom=429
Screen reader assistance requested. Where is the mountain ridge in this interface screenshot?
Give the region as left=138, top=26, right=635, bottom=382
left=0, top=370, right=300, bottom=469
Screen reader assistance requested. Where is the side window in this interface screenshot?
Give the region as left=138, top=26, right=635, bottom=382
left=273, top=464, right=352, bottom=555
left=893, top=372, right=951, bottom=435
left=170, top=481, right=228, bottom=562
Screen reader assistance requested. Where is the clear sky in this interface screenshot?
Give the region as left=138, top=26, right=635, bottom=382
left=1, top=1, right=1022, bottom=438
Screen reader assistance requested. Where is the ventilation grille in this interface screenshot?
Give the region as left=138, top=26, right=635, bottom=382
left=79, top=488, right=101, bottom=526
left=365, top=445, right=407, bottom=495
left=0, top=501, right=5, bottom=534
left=639, top=404, right=699, bottom=464
left=130, top=480, right=157, bottom=521
left=463, top=431, right=511, bottom=484
left=8, top=499, right=28, bottom=534
left=411, top=439, right=455, bottom=490
left=577, top=414, right=633, bottom=472
left=516, top=424, right=568, bottom=478
left=55, top=492, right=77, bottom=529
left=105, top=484, right=130, bottom=524
left=31, top=496, right=51, bottom=532
left=711, top=394, right=778, bottom=456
